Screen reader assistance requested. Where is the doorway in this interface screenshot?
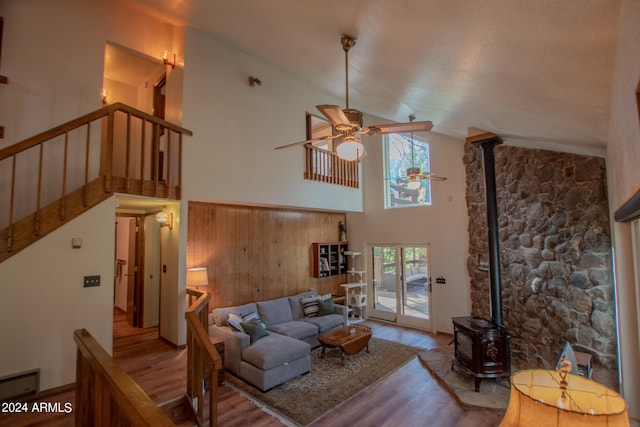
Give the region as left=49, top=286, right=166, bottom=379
left=367, top=243, right=433, bottom=330
left=114, top=213, right=161, bottom=329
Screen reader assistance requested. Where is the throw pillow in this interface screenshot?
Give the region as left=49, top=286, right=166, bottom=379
left=240, top=310, right=266, bottom=328
left=301, top=296, right=320, bottom=317
left=226, top=313, right=245, bottom=333
left=317, top=297, right=334, bottom=316
left=242, top=318, right=269, bottom=344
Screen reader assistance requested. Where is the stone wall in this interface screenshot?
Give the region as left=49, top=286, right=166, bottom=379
left=463, top=143, right=618, bottom=388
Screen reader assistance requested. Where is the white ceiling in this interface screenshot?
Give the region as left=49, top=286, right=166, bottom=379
left=123, top=0, right=621, bottom=155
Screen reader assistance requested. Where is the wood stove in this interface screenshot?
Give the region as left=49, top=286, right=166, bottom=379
left=453, top=133, right=511, bottom=391
left=452, top=317, right=510, bottom=391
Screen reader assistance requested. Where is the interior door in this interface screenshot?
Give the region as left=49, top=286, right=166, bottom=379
left=367, top=243, right=432, bottom=330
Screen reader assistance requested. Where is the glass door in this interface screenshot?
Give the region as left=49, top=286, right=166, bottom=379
left=368, top=244, right=432, bottom=330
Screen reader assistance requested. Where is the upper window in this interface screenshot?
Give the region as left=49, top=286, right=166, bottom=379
left=383, top=133, right=432, bottom=208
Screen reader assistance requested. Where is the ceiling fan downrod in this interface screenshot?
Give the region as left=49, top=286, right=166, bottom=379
left=341, top=35, right=356, bottom=110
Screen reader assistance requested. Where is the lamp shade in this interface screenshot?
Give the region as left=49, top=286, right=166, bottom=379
left=336, top=136, right=366, bottom=161
left=500, top=370, right=629, bottom=427
left=186, top=267, right=208, bottom=287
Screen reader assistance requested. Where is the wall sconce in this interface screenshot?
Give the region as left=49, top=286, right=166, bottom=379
left=101, top=89, right=108, bottom=105
left=248, top=76, right=262, bottom=86
left=163, top=51, right=176, bottom=69
left=155, top=210, right=173, bottom=230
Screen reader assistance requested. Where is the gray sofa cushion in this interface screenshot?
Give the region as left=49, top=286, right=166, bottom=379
left=288, top=290, right=318, bottom=320
left=300, top=313, right=345, bottom=334
left=267, top=320, right=318, bottom=341
left=256, top=297, right=293, bottom=326
left=242, top=333, right=310, bottom=370
left=210, top=302, right=258, bottom=326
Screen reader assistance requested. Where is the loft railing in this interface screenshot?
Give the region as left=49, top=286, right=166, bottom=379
left=185, top=288, right=222, bottom=427
left=304, top=145, right=359, bottom=188
left=0, top=102, right=192, bottom=261
left=74, top=329, right=175, bottom=427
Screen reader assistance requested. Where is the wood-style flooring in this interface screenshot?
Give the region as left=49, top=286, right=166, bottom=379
left=0, top=309, right=504, bottom=426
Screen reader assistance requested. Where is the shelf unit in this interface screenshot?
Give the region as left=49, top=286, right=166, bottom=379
left=312, top=242, right=348, bottom=278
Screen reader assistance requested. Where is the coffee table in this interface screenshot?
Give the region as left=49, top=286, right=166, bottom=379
left=318, top=324, right=372, bottom=366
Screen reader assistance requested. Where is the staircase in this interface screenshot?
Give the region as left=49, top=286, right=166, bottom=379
left=0, top=102, right=192, bottom=263
left=73, top=290, right=221, bottom=427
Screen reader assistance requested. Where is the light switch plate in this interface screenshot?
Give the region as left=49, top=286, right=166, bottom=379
left=83, top=275, right=100, bottom=287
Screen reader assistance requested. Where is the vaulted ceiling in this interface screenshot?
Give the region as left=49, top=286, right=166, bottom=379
left=124, top=0, right=621, bottom=156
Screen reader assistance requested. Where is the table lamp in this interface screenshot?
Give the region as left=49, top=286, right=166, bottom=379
left=186, top=267, right=208, bottom=288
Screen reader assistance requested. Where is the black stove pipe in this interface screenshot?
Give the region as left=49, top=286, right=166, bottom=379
left=470, top=134, right=504, bottom=327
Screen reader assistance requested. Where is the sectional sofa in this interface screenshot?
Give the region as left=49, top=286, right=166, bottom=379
left=208, top=290, right=348, bottom=391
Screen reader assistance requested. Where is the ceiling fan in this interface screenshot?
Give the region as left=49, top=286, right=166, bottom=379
left=275, top=35, right=434, bottom=161
left=386, top=115, right=447, bottom=189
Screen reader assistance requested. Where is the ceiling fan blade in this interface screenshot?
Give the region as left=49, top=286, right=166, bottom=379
left=274, top=136, right=331, bottom=150
left=316, top=104, right=351, bottom=127
left=363, top=120, right=433, bottom=136
left=417, top=173, right=447, bottom=181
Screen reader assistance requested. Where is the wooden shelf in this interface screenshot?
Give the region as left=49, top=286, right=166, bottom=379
left=312, top=242, right=348, bottom=278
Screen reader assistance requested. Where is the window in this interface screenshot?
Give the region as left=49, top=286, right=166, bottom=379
left=383, top=133, right=432, bottom=208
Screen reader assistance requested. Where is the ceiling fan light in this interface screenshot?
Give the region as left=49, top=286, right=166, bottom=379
left=336, top=136, right=366, bottom=161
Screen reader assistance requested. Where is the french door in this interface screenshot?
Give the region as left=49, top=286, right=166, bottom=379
left=366, top=244, right=433, bottom=330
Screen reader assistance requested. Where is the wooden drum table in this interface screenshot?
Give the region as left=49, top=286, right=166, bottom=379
left=318, top=324, right=372, bottom=366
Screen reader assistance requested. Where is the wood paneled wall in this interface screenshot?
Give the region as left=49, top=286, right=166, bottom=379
left=187, top=202, right=348, bottom=310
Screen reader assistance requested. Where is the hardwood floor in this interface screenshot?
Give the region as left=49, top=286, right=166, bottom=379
left=0, top=310, right=504, bottom=426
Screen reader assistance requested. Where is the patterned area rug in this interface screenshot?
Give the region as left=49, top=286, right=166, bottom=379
left=418, top=345, right=510, bottom=411
left=226, top=337, right=421, bottom=426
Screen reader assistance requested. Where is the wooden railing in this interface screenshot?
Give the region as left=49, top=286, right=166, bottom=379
left=304, top=145, right=359, bottom=188
left=74, top=329, right=175, bottom=427
left=0, top=102, right=192, bottom=262
left=186, top=288, right=223, bottom=427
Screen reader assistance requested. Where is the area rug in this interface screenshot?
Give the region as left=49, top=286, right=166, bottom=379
left=226, top=337, right=421, bottom=426
left=419, top=345, right=510, bottom=411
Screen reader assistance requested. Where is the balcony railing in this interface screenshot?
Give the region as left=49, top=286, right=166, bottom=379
left=304, top=145, right=359, bottom=188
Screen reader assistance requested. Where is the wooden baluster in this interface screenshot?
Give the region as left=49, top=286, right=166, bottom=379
left=154, top=122, right=160, bottom=189
left=140, top=119, right=146, bottom=182
left=104, top=111, right=114, bottom=193
left=83, top=122, right=91, bottom=207
left=60, top=131, right=68, bottom=221
left=35, top=144, right=43, bottom=235
left=166, top=129, right=172, bottom=191
left=7, top=154, right=16, bottom=252
left=125, top=112, right=131, bottom=191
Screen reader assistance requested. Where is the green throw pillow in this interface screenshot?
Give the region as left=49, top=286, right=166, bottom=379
left=317, top=298, right=334, bottom=316
left=242, top=318, right=269, bottom=344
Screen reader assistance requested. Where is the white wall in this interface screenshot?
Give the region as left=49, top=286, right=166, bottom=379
left=606, top=0, right=640, bottom=420
left=0, top=198, right=116, bottom=391
left=182, top=28, right=363, bottom=212
left=347, top=130, right=469, bottom=334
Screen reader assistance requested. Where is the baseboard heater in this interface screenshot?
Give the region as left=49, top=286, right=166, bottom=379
left=0, top=368, right=40, bottom=401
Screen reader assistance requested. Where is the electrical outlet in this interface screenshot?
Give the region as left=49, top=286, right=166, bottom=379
left=83, top=275, right=100, bottom=287
left=436, top=277, right=446, bottom=284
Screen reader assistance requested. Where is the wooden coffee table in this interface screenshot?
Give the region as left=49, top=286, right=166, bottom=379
left=318, top=324, right=372, bottom=365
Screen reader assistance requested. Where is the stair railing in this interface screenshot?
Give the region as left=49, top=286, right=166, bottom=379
left=185, top=288, right=222, bottom=427
left=74, top=328, right=175, bottom=427
left=0, top=102, right=192, bottom=261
